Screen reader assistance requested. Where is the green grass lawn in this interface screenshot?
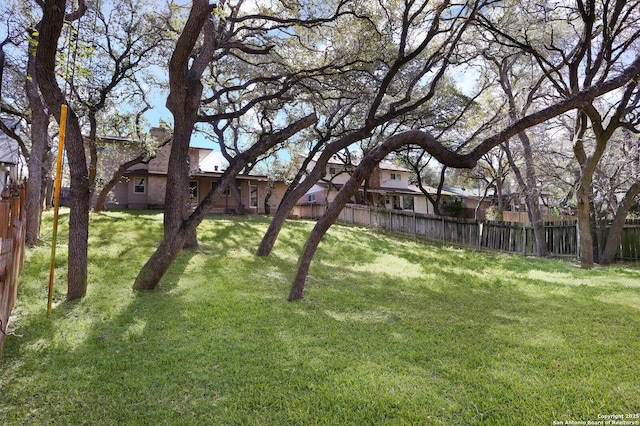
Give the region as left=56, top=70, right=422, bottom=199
left=1, top=210, right=639, bottom=425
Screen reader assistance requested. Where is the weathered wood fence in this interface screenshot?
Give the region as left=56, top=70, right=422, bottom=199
left=0, top=182, right=27, bottom=356
left=293, top=204, right=640, bottom=261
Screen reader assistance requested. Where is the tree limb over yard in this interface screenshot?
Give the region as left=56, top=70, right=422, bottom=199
left=287, top=54, right=640, bottom=300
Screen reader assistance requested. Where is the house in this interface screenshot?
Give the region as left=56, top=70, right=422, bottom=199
left=441, top=187, right=493, bottom=219
left=0, top=119, right=20, bottom=196
left=95, top=127, right=280, bottom=214
left=297, top=152, right=444, bottom=214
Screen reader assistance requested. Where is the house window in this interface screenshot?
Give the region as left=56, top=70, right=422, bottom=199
left=390, top=173, right=400, bottom=180
left=249, top=184, right=258, bottom=208
left=403, top=196, right=414, bottom=210
left=189, top=181, right=199, bottom=203
left=308, top=193, right=316, bottom=203
left=133, top=178, right=146, bottom=194
left=329, top=167, right=337, bottom=175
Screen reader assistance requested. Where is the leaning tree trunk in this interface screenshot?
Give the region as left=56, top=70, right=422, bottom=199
left=257, top=132, right=368, bottom=256
left=36, top=0, right=90, bottom=300
left=503, top=141, right=548, bottom=257
left=600, top=182, right=640, bottom=265
left=289, top=130, right=476, bottom=300
left=133, top=114, right=317, bottom=291
left=518, top=134, right=547, bottom=257
left=163, top=117, right=196, bottom=241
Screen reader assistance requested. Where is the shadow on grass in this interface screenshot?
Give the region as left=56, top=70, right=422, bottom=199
left=3, top=213, right=640, bottom=424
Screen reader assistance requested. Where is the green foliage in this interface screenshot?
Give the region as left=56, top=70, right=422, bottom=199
left=441, top=197, right=464, bottom=217
left=1, top=211, right=639, bottom=424
left=486, top=205, right=503, bottom=221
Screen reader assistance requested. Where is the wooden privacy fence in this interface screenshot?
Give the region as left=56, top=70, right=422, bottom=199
left=597, top=218, right=640, bottom=261
left=293, top=203, right=640, bottom=261
left=0, top=182, right=27, bottom=356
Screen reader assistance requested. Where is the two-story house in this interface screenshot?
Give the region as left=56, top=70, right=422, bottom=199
left=297, top=152, right=436, bottom=214
left=95, top=127, right=280, bottom=214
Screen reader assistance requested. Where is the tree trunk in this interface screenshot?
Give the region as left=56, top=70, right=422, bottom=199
left=497, top=59, right=548, bottom=256
left=503, top=142, right=548, bottom=256
left=25, top=46, right=51, bottom=246
left=289, top=130, right=470, bottom=300
left=161, top=0, right=218, bottom=251
left=229, top=179, right=245, bottom=214
left=257, top=132, right=369, bottom=256
left=575, top=182, right=594, bottom=267
left=589, top=198, right=600, bottom=264
left=256, top=153, right=329, bottom=256
left=600, top=182, right=640, bottom=265
left=88, top=112, right=99, bottom=202
left=134, top=113, right=317, bottom=291
left=36, top=0, right=90, bottom=300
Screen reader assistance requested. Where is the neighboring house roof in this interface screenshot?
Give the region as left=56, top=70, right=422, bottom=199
left=312, top=181, right=421, bottom=195
left=378, top=161, right=409, bottom=172
left=443, top=186, right=493, bottom=199
left=365, top=186, right=420, bottom=195
left=408, top=184, right=457, bottom=196
left=0, top=119, right=20, bottom=165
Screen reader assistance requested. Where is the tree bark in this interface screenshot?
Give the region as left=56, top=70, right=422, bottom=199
left=25, top=43, right=51, bottom=246
left=504, top=141, right=547, bottom=256
left=162, top=0, right=218, bottom=250
left=599, top=182, right=640, bottom=265
left=229, top=179, right=245, bottom=214
left=87, top=112, right=99, bottom=202
left=575, top=182, right=594, bottom=266
left=36, top=0, right=90, bottom=300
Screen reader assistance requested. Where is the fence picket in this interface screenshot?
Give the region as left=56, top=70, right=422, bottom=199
left=293, top=204, right=640, bottom=262
left=0, top=182, right=27, bottom=356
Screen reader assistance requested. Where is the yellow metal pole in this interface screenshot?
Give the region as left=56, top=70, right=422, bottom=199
left=47, top=105, right=68, bottom=317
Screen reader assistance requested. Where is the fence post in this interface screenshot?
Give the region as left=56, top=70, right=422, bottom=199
left=522, top=223, right=527, bottom=255
left=575, top=221, right=580, bottom=261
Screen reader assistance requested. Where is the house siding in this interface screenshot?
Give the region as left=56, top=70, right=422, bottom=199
left=147, top=175, right=166, bottom=209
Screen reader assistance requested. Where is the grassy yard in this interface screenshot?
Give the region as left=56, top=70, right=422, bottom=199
left=1, top=210, right=639, bottom=425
